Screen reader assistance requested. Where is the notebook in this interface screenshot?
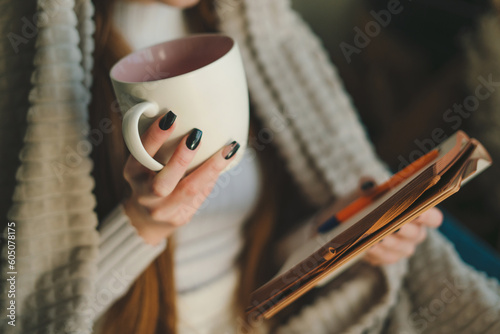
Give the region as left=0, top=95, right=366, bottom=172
left=246, top=130, right=492, bottom=320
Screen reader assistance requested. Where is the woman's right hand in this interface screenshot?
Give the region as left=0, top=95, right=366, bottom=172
left=122, top=111, right=241, bottom=245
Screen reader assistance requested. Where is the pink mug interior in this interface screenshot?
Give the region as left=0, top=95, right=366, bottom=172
left=110, top=34, right=234, bottom=83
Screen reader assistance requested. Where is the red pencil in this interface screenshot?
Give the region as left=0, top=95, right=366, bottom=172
left=318, top=149, right=439, bottom=233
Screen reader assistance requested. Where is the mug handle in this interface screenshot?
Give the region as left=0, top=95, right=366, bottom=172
left=122, top=101, right=164, bottom=171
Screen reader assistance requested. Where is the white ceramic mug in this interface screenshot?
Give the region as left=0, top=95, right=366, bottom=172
left=110, top=34, right=249, bottom=172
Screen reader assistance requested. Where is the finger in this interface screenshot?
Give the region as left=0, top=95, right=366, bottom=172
left=364, top=250, right=392, bottom=266
left=378, top=234, right=418, bottom=257
left=124, top=111, right=177, bottom=179
left=364, top=244, right=402, bottom=265
left=148, top=200, right=198, bottom=225
left=143, top=111, right=178, bottom=156
left=393, top=222, right=426, bottom=241
left=150, top=141, right=241, bottom=223
left=150, top=128, right=203, bottom=197
left=414, top=208, right=443, bottom=228
left=363, top=251, right=381, bottom=265
left=175, top=141, right=241, bottom=200
left=365, top=235, right=416, bottom=265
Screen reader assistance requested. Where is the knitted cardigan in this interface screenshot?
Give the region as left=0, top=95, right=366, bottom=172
left=1, top=0, right=499, bottom=333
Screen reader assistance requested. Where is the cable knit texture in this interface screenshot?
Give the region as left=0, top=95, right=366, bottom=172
left=0, top=0, right=499, bottom=333
left=1, top=1, right=99, bottom=333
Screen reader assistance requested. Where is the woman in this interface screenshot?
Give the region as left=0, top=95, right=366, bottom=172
left=2, top=0, right=498, bottom=333
left=90, top=0, right=441, bottom=332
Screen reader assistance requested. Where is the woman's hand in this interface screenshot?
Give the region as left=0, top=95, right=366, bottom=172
left=363, top=207, right=443, bottom=265
left=122, top=111, right=241, bottom=245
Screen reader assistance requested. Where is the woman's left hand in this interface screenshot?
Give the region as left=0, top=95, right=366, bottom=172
left=363, top=207, right=444, bottom=265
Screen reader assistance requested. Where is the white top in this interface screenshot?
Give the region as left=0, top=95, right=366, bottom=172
left=113, top=2, right=262, bottom=333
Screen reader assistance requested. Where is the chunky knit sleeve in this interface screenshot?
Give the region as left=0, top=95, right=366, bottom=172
left=1, top=203, right=166, bottom=334
left=90, top=204, right=167, bottom=321
left=0, top=1, right=101, bottom=333
left=394, top=229, right=500, bottom=334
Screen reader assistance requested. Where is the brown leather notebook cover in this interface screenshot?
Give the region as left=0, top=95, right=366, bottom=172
left=246, top=131, right=492, bottom=320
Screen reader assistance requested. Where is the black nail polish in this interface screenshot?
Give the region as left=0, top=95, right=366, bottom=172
left=225, top=141, right=240, bottom=160
left=186, top=128, right=202, bottom=150
left=394, top=228, right=401, bottom=234
left=159, top=111, right=176, bottom=130
left=361, top=180, right=375, bottom=191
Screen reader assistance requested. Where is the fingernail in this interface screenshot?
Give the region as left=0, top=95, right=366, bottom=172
left=223, top=141, right=240, bottom=160
left=394, top=228, right=401, bottom=233
left=186, top=128, right=202, bottom=150
left=361, top=180, right=375, bottom=191
left=159, top=111, right=176, bottom=130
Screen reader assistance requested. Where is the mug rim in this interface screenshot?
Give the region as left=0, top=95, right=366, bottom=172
left=109, top=33, right=236, bottom=84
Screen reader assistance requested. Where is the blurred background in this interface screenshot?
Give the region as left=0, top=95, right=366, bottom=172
left=292, top=0, right=500, bottom=251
